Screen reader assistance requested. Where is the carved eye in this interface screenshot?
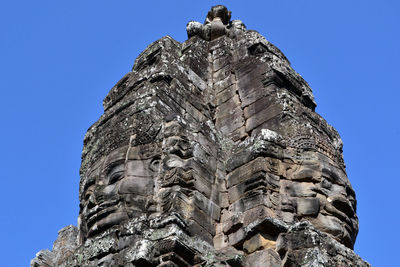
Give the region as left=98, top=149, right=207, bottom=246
left=106, top=163, right=125, bottom=185
left=84, top=191, right=92, bottom=201
left=149, top=158, right=161, bottom=172
left=108, top=171, right=124, bottom=185
left=83, top=180, right=95, bottom=202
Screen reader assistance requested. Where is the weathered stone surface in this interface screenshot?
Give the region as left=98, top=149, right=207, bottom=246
left=245, top=249, right=281, bottom=267
left=32, top=5, right=369, bottom=267
left=31, top=250, right=53, bottom=267
left=296, top=197, right=320, bottom=216
left=243, top=233, right=276, bottom=253
left=276, top=222, right=371, bottom=267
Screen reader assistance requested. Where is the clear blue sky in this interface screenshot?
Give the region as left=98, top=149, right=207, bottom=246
left=1, top=1, right=399, bottom=266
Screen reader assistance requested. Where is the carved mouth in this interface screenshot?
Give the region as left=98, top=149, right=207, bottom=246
left=86, top=206, right=129, bottom=237
left=85, top=199, right=121, bottom=235
left=85, top=198, right=119, bottom=222
left=326, top=195, right=355, bottom=223
left=326, top=195, right=357, bottom=245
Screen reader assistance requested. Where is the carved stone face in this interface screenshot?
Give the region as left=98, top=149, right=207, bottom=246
left=79, top=142, right=161, bottom=239
left=283, top=156, right=358, bottom=248
left=224, top=131, right=358, bottom=249
left=206, top=5, right=231, bottom=25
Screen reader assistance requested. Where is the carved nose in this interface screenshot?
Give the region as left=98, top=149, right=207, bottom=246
left=211, top=18, right=226, bottom=40
left=328, top=195, right=355, bottom=218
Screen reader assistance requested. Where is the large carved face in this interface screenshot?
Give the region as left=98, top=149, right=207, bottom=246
left=79, top=142, right=161, bottom=240
left=225, top=131, right=358, bottom=249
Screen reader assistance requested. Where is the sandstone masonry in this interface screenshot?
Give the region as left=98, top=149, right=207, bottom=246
left=32, top=5, right=370, bottom=267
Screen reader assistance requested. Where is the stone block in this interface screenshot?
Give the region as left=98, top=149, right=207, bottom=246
left=196, top=132, right=218, bottom=158
left=214, top=64, right=232, bottom=81
left=240, top=85, right=276, bottom=108
left=185, top=102, right=206, bottom=122
left=228, top=226, right=246, bottom=247
left=216, top=85, right=237, bottom=105
left=219, top=192, right=230, bottom=209
left=227, top=157, right=280, bottom=188
left=186, top=219, right=214, bottom=244
left=241, top=205, right=276, bottom=227
left=245, top=217, right=289, bottom=241
left=215, top=108, right=245, bottom=134
left=223, top=213, right=244, bottom=234
left=308, top=213, right=344, bottom=238
left=280, top=211, right=295, bottom=224
left=229, top=191, right=270, bottom=213
left=245, top=104, right=281, bottom=133
left=214, top=75, right=234, bottom=93
left=237, top=64, right=277, bottom=107
left=245, top=249, right=281, bottom=267
left=192, top=191, right=221, bottom=221
left=154, top=238, right=196, bottom=265
left=213, top=54, right=233, bottom=71
left=296, top=197, right=320, bottom=216
left=281, top=180, right=317, bottom=198
left=187, top=68, right=207, bottom=91
left=289, top=165, right=321, bottom=182
left=230, top=126, right=248, bottom=142
left=243, top=233, right=276, bottom=254
left=220, top=208, right=232, bottom=223
left=211, top=45, right=230, bottom=59
left=159, top=252, right=191, bottom=267
left=228, top=172, right=280, bottom=204
left=243, top=96, right=275, bottom=119
left=213, top=233, right=228, bottom=250
left=193, top=143, right=217, bottom=173
left=228, top=171, right=266, bottom=203
left=216, top=95, right=241, bottom=118
left=167, top=194, right=216, bottom=235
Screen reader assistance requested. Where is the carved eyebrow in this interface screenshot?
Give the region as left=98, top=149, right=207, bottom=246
left=81, top=170, right=97, bottom=192
left=81, top=178, right=96, bottom=199
left=321, top=167, right=341, bottom=183
left=109, top=165, right=124, bottom=176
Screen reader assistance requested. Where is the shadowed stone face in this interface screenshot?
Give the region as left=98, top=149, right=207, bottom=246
left=79, top=142, right=161, bottom=240
left=284, top=156, right=358, bottom=248
left=222, top=127, right=358, bottom=249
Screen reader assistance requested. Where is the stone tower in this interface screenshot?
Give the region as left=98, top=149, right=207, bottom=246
left=32, top=5, right=370, bottom=267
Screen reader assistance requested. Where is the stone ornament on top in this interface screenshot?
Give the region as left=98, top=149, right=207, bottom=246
left=187, top=5, right=246, bottom=41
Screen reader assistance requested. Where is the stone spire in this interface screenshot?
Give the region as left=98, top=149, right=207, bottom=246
left=32, top=5, right=370, bottom=266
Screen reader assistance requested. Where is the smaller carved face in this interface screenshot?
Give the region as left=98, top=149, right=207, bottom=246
left=286, top=163, right=358, bottom=248
left=79, top=143, right=161, bottom=239
left=207, top=5, right=231, bottom=25
left=316, top=167, right=358, bottom=247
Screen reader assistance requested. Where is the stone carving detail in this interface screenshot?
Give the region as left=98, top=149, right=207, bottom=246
left=32, top=5, right=369, bottom=267
left=187, top=5, right=245, bottom=41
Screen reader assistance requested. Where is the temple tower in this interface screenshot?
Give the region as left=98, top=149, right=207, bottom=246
left=32, top=5, right=370, bottom=267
